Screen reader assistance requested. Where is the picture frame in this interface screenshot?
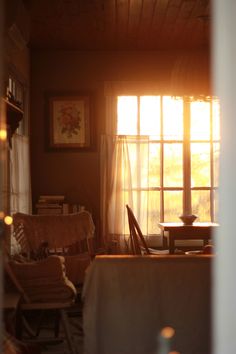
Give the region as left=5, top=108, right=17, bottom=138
left=47, top=93, right=92, bottom=150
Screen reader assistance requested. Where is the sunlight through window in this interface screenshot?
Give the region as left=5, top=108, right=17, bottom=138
left=116, top=95, right=220, bottom=229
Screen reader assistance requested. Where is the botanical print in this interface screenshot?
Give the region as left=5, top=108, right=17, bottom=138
left=57, top=103, right=81, bottom=138
left=53, top=99, right=86, bottom=144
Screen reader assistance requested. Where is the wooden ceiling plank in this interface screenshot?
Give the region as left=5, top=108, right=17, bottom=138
left=176, top=0, right=205, bottom=50
left=178, top=0, right=195, bottom=19
left=168, top=0, right=182, bottom=7
left=164, top=0, right=191, bottom=48
left=165, top=3, right=182, bottom=24
left=191, top=0, right=210, bottom=18
left=138, top=0, right=156, bottom=36
left=27, top=0, right=211, bottom=50
left=151, top=0, right=171, bottom=32
left=150, top=0, right=178, bottom=49
left=115, top=0, right=130, bottom=46
left=101, top=0, right=117, bottom=47
left=127, top=0, right=143, bottom=41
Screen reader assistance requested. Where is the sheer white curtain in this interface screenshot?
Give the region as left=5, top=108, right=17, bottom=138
left=10, top=134, right=32, bottom=214
left=101, top=135, right=131, bottom=253
left=101, top=96, right=157, bottom=253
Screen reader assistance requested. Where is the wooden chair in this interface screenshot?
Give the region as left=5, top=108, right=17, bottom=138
left=4, top=255, right=79, bottom=354
left=126, top=204, right=169, bottom=255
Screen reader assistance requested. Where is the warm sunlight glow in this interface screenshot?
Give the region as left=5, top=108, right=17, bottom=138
left=163, top=96, right=183, bottom=140
left=117, top=95, right=220, bottom=224
left=0, top=129, right=7, bottom=141
left=117, top=96, right=137, bottom=135
left=190, top=101, right=210, bottom=140
left=4, top=215, right=13, bottom=225
left=161, top=326, right=175, bottom=339
left=118, top=95, right=185, bottom=139
left=213, top=99, right=220, bottom=140
left=191, top=143, right=210, bottom=187
left=140, top=96, right=160, bottom=136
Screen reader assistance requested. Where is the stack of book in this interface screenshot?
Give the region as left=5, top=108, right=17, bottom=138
left=36, top=195, right=66, bottom=215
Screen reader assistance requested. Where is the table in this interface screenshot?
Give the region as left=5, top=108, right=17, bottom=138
left=82, top=255, right=212, bottom=354
left=159, top=222, right=219, bottom=254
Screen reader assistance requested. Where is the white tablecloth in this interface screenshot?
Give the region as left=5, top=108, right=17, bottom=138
left=82, top=255, right=212, bottom=354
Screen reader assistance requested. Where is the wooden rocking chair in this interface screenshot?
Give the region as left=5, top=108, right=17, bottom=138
left=4, top=255, right=79, bottom=354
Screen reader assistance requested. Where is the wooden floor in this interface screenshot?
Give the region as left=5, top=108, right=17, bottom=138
left=8, top=300, right=84, bottom=354
left=40, top=316, right=83, bottom=353
left=38, top=305, right=83, bottom=354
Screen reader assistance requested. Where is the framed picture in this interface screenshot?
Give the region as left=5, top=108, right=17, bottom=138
left=48, top=93, right=92, bottom=149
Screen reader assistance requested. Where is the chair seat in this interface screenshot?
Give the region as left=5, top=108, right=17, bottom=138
left=143, top=247, right=169, bottom=255
left=21, top=301, right=74, bottom=311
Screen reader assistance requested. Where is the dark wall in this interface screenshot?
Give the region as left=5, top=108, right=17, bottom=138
left=30, top=49, right=209, bottom=239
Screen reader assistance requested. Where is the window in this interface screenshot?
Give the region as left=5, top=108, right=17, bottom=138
left=117, top=95, right=220, bottom=235
left=6, top=73, right=31, bottom=216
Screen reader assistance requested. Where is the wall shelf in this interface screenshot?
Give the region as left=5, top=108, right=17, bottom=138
left=3, top=98, right=24, bottom=145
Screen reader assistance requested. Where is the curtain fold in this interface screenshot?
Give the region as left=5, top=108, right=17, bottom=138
left=10, top=134, right=32, bottom=214
left=101, top=135, right=132, bottom=253
left=101, top=134, right=159, bottom=253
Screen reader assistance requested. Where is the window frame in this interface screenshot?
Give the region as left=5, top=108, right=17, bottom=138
left=117, top=95, right=220, bottom=224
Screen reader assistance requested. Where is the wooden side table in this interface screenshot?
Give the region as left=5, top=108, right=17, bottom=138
left=159, top=222, right=219, bottom=254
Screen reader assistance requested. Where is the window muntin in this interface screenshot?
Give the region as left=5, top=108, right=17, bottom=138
left=117, top=95, right=220, bottom=231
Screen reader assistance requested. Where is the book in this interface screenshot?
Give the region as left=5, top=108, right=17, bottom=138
left=36, top=203, right=62, bottom=208
left=37, top=208, right=62, bottom=215
left=39, top=195, right=65, bottom=203
left=62, top=203, right=69, bottom=214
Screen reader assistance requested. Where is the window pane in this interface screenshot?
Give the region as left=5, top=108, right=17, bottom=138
left=213, top=99, right=220, bottom=140
left=190, top=101, right=210, bottom=140
left=149, top=143, right=160, bottom=187
left=191, top=143, right=210, bottom=187
left=213, top=142, right=220, bottom=187
left=126, top=142, right=138, bottom=187
left=192, top=190, right=210, bottom=222
left=139, top=191, right=160, bottom=235
left=140, top=96, right=160, bottom=137
left=164, top=191, right=183, bottom=222
left=164, top=144, right=183, bottom=187
left=116, top=95, right=220, bottom=226
left=139, top=141, right=149, bottom=188
left=148, top=191, right=160, bottom=234
left=117, top=96, right=137, bottom=135
left=126, top=141, right=160, bottom=189
left=163, top=96, right=183, bottom=140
